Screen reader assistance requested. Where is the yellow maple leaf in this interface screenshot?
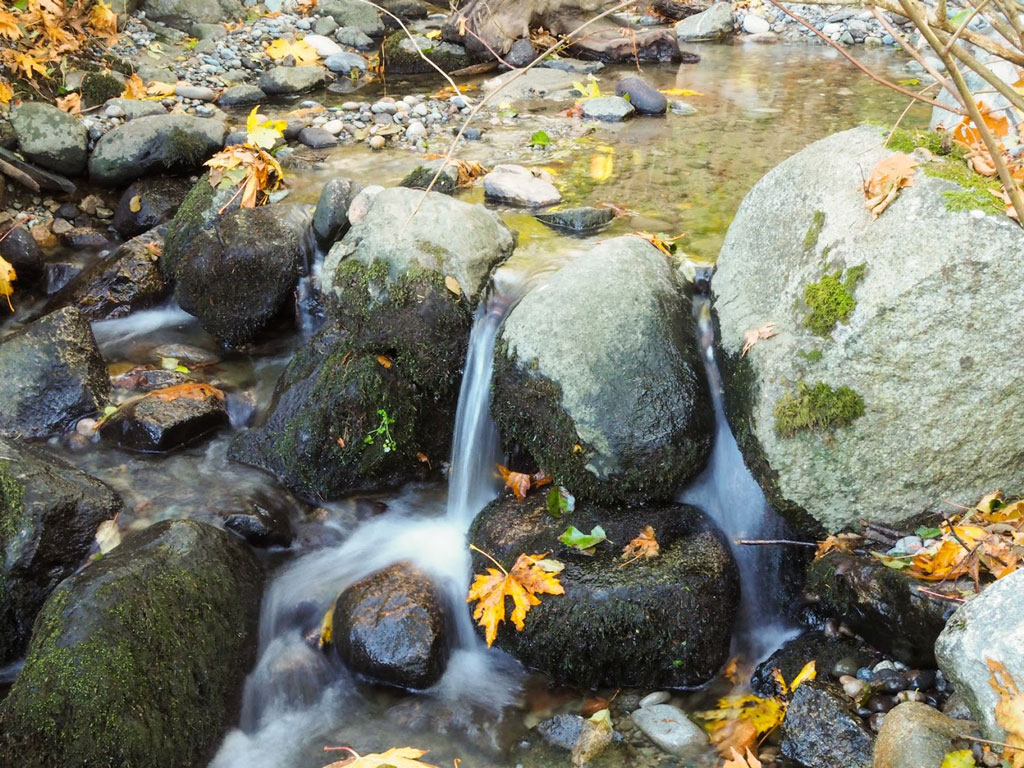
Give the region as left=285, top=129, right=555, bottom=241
left=0, top=10, right=22, bottom=40
left=265, top=38, right=320, bottom=65
left=8, top=50, right=49, bottom=80
left=121, top=73, right=147, bottom=99
left=0, top=76, right=13, bottom=106
left=864, top=152, right=918, bottom=219
left=147, top=80, right=178, bottom=97
left=467, top=549, right=565, bottom=647
left=620, top=525, right=659, bottom=566
left=56, top=92, right=81, bottom=114
left=988, top=659, right=1024, bottom=768
left=0, top=255, right=17, bottom=311
left=322, top=746, right=442, bottom=768
left=87, top=0, right=118, bottom=43
left=245, top=106, right=286, bottom=150
left=659, top=87, right=704, bottom=97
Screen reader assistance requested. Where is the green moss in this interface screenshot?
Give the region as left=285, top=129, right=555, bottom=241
left=80, top=71, right=123, bottom=107
left=803, top=210, right=826, bottom=252
left=164, top=127, right=211, bottom=168
left=799, top=349, right=823, bottom=363
left=774, top=381, right=865, bottom=437
left=0, top=461, right=24, bottom=546
left=803, top=264, right=866, bottom=337
left=884, top=127, right=950, bottom=155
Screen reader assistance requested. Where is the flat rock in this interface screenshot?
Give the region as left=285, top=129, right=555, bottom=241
left=103, top=98, right=168, bottom=120
left=482, top=68, right=578, bottom=101
left=11, top=102, right=88, bottom=175
left=297, top=126, right=339, bottom=148
left=101, top=386, right=228, bottom=452
left=483, top=164, right=561, bottom=207
left=302, top=33, right=342, bottom=58
left=258, top=66, right=328, bottom=95
left=675, top=2, right=735, bottom=41
left=582, top=96, right=635, bottom=121
left=217, top=85, right=266, bottom=108
left=631, top=705, right=709, bottom=757
left=535, top=206, right=614, bottom=233
left=324, top=52, right=369, bottom=73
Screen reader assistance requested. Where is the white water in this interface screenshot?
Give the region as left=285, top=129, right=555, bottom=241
left=680, top=297, right=798, bottom=662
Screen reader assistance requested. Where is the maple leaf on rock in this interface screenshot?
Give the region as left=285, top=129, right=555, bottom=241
left=864, top=152, right=918, bottom=219
left=620, top=525, right=659, bottom=565
left=265, top=38, right=320, bottom=65
left=988, top=659, right=1024, bottom=768
left=0, top=254, right=17, bottom=311
left=496, top=464, right=552, bottom=500
left=322, top=746, right=442, bottom=768
left=741, top=323, right=777, bottom=357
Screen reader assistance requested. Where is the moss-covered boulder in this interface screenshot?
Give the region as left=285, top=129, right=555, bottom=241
left=713, top=125, right=1024, bottom=532
left=230, top=262, right=470, bottom=499
left=492, top=235, right=713, bottom=506
left=174, top=203, right=310, bottom=346
left=382, top=32, right=470, bottom=75
left=468, top=495, right=739, bottom=688
left=160, top=173, right=242, bottom=281
left=0, top=519, right=262, bottom=768
left=804, top=551, right=958, bottom=667
left=0, top=438, right=122, bottom=665
left=0, top=307, right=110, bottom=438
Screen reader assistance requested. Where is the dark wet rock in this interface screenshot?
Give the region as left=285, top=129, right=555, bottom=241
left=537, top=714, right=585, bottom=750
left=506, top=38, right=537, bottom=68
left=0, top=438, right=122, bottom=665
left=399, top=160, right=460, bottom=196
left=469, top=496, right=739, bottom=688
left=217, top=84, right=266, bottom=108
left=89, top=114, right=227, bottom=186
left=312, top=177, right=361, bottom=248
left=0, top=226, right=44, bottom=287
left=101, top=387, right=228, bottom=452
left=874, top=702, right=962, bottom=768
left=258, top=66, right=328, bottom=95
left=381, top=0, right=427, bottom=21
left=55, top=228, right=169, bottom=321
left=805, top=552, right=957, bottom=667
left=492, top=235, right=712, bottom=505
left=0, top=519, right=262, bottom=768
left=0, top=146, right=76, bottom=194
left=221, top=488, right=295, bottom=548
left=103, top=98, right=167, bottom=120
left=174, top=203, right=308, bottom=346
left=318, top=0, right=384, bottom=36
left=382, top=32, right=469, bottom=75
left=58, top=227, right=112, bottom=249
left=45, top=262, right=84, bottom=295
left=138, top=0, right=244, bottom=30
left=752, top=631, right=875, bottom=698
left=334, top=562, right=448, bottom=689
left=780, top=680, right=874, bottom=768
left=297, top=126, right=339, bottom=148
left=534, top=206, right=614, bottom=234
left=0, top=308, right=110, bottom=438
left=161, top=173, right=242, bottom=281
left=615, top=76, right=667, bottom=115
left=11, top=102, right=88, bottom=175
left=113, top=177, right=191, bottom=238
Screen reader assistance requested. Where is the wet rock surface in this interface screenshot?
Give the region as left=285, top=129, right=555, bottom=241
left=534, top=206, right=614, bottom=234
left=113, top=177, right=191, bottom=238
left=101, top=387, right=229, bottom=452
left=11, top=102, right=89, bottom=175
left=631, top=705, right=708, bottom=757
left=780, top=680, right=874, bottom=768
left=483, top=165, right=562, bottom=207
left=873, top=702, right=962, bottom=768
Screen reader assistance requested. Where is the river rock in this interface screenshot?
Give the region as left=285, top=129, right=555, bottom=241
left=0, top=226, right=44, bottom=287
left=138, top=0, right=243, bottom=30
left=780, top=680, right=874, bottom=768
left=0, top=308, right=110, bottom=438
left=217, top=85, right=266, bottom=108
left=219, top=487, right=296, bottom=548
left=482, top=68, right=578, bottom=101
left=113, top=177, right=191, bottom=238
left=712, top=125, right=1024, bottom=532
left=492, top=236, right=712, bottom=505
left=259, top=66, right=328, bottom=95
left=615, top=76, right=667, bottom=114
left=581, top=96, right=635, bottom=121
left=302, top=33, right=343, bottom=58
left=103, top=97, right=167, bottom=120
left=335, top=25, right=374, bottom=49
left=469, top=497, right=739, bottom=687
left=873, top=702, right=961, bottom=768
left=535, top=206, right=614, bottom=234
left=675, top=2, right=735, bottom=41
left=631, top=705, right=709, bottom=757
left=59, top=227, right=111, bottom=249
left=297, top=126, right=339, bottom=148
left=0, top=520, right=262, bottom=768
left=935, top=568, right=1024, bottom=739
left=89, top=114, right=227, bottom=186
left=751, top=631, right=874, bottom=698
left=399, top=160, right=461, bottom=195
left=483, top=165, right=562, bottom=207
left=161, top=173, right=242, bottom=280
left=318, top=0, right=384, bottom=36
left=312, top=177, right=361, bottom=248
left=382, top=32, right=469, bottom=75
left=10, top=102, right=89, bottom=175
left=174, top=203, right=309, bottom=346
left=506, top=38, right=537, bottom=68
left=0, top=438, right=122, bottom=665
left=324, top=51, right=369, bottom=74
left=321, top=186, right=515, bottom=305
left=334, top=563, right=448, bottom=689
left=101, top=385, right=228, bottom=452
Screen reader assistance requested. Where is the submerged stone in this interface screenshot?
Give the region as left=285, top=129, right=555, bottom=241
left=780, top=680, right=874, bottom=768
left=101, top=387, right=228, bottom=452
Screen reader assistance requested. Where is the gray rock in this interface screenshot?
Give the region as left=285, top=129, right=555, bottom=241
left=873, top=702, right=960, bottom=768
left=259, top=65, right=328, bottom=95
left=334, top=25, right=374, bottom=49
left=322, top=187, right=515, bottom=305
left=0, top=520, right=262, bottom=767
left=88, top=114, right=227, bottom=186
left=382, top=32, right=469, bottom=75
left=314, top=16, right=338, bottom=35
left=535, top=206, right=614, bottom=234
left=506, top=38, right=537, bottom=68
left=742, top=13, right=771, bottom=33
left=483, top=164, right=561, bottom=207
left=113, top=176, right=191, bottom=238
left=399, top=160, right=460, bottom=195
left=317, top=0, right=383, bottom=36
left=0, top=226, right=44, bottom=287
left=138, top=0, right=243, bottom=30
left=482, top=68, right=578, bottom=101
left=781, top=681, right=874, bottom=768
left=103, top=98, right=168, bottom=120
left=581, top=96, right=635, bottom=121
left=302, top=33, right=342, bottom=58
left=11, top=102, right=88, bottom=175
left=639, top=691, right=671, bottom=708
left=615, top=76, right=667, bottom=115
left=712, top=125, right=1024, bottom=531
left=539, top=57, right=605, bottom=75
left=217, top=85, right=266, bottom=107
left=312, top=177, right=361, bottom=247
left=297, top=126, right=338, bottom=148
left=324, top=51, right=369, bottom=73
left=631, top=705, right=709, bottom=757
left=175, top=84, right=216, bottom=101
left=675, top=2, right=735, bottom=41
left=936, top=568, right=1024, bottom=739
left=334, top=563, right=448, bottom=689
left=102, top=386, right=228, bottom=452
left=0, top=308, right=110, bottom=438
left=0, top=438, right=122, bottom=665
left=537, top=714, right=585, bottom=750
left=492, top=236, right=713, bottom=504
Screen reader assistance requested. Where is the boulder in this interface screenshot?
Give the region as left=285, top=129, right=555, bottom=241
left=333, top=563, right=448, bottom=689
left=675, top=2, right=735, bottom=41
left=780, top=680, right=874, bottom=768
left=0, top=520, right=262, bottom=768
left=873, top=702, right=962, bottom=768
left=482, top=68, right=577, bottom=101
left=0, top=226, right=44, bottom=288
left=101, top=386, right=229, bottom=452
left=468, top=496, right=739, bottom=687
left=615, top=76, right=667, bottom=115
left=935, top=568, right=1024, bottom=739
left=0, top=438, right=122, bottom=665
left=535, top=206, right=614, bottom=234
left=318, top=0, right=384, bottom=36
left=10, top=102, right=88, bottom=175
left=712, top=126, right=1024, bottom=532
left=321, top=186, right=515, bottom=305
left=138, top=0, right=243, bottom=30
left=0, top=308, right=110, bottom=438
left=492, top=236, right=713, bottom=505
left=581, top=95, right=635, bottom=121
left=103, top=98, right=168, bottom=120
left=113, top=177, right=191, bottom=238
left=804, top=552, right=958, bottom=667
left=312, top=177, right=361, bottom=248
left=382, top=32, right=469, bottom=75
left=173, top=203, right=309, bottom=346
left=258, top=66, right=328, bottom=95
left=161, top=173, right=242, bottom=281
left=483, top=164, right=562, bottom=207
left=217, top=85, right=266, bottom=108
left=54, top=228, right=170, bottom=321
left=89, top=114, right=227, bottom=186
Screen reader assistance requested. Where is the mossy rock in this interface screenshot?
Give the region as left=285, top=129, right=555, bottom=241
left=0, top=519, right=262, bottom=768
left=382, top=32, right=469, bottom=75
left=161, top=173, right=241, bottom=281
left=80, top=71, right=125, bottom=108
left=468, top=495, right=739, bottom=688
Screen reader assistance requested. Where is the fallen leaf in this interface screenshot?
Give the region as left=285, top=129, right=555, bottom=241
left=150, top=382, right=225, bottom=403
left=121, top=73, right=147, bottom=99
left=497, top=464, right=532, bottom=500
left=620, top=525, right=659, bottom=565
left=322, top=746, right=442, bottom=768
left=864, top=153, right=918, bottom=219
left=147, top=81, right=178, bottom=97
left=814, top=533, right=862, bottom=559
left=0, top=77, right=13, bottom=105
left=659, top=87, right=704, bottom=97
left=629, top=230, right=685, bottom=257
left=741, top=323, right=777, bottom=357
left=723, top=747, right=763, bottom=768
left=376, top=355, right=392, bottom=369
left=415, top=451, right=431, bottom=468
left=318, top=605, right=334, bottom=648
left=467, top=550, right=565, bottom=646
left=581, top=697, right=610, bottom=717
left=265, top=38, right=320, bottom=66
left=95, top=517, right=121, bottom=554
left=0, top=254, right=16, bottom=311
left=129, top=195, right=142, bottom=213
left=940, top=750, right=977, bottom=768
left=245, top=105, right=286, bottom=150
left=988, top=659, right=1024, bottom=768
left=444, top=275, right=461, bottom=296
left=559, top=525, right=607, bottom=552
left=56, top=92, right=81, bottom=114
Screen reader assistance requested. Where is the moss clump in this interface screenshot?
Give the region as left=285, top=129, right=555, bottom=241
left=803, top=210, right=826, bottom=252
left=80, top=71, right=124, bottom=107
left=799, top=349, right=823, bottom=363
left=884, top=127, right=951, bottom=156
left=803, top=264, right=866, bottom=337
left=0, top=461, right=24, bottom=546
left=774, top=381, right=865, bottom=437
left=164, top=127, right=211, bottom=168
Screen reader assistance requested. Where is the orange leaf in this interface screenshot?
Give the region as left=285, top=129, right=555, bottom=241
left=121, top=73, right=147, bottom=99
left=741, top=323, right=777, bottom=357
left=56, top=92, right=81, bottom=114
left=149, top=382, right=225, bottom=403
left=864, top=152, right=918, bottom=219
left=467, top=551, right=564, bottom=647
left=376, top=355, right=392, bottom=369
left=988, top=659, right=1024, bottom=768
left=496, top=463, right=532, bottom=500
left=620, top=525, right=659, bottom=565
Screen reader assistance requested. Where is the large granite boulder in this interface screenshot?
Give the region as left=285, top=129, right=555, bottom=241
left=10, top=102, right=88, bottom=175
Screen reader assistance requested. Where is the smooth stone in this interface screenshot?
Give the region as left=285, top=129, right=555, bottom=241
left=581, top=96, right=635, bottom=121
left=324, top=52, right=369, bottom=73
left=258, top=66, right=328, bottom=95
left=175, top=84, right=216, bottom=101
left=639, top=691, right=671, bottom=708
left=217, top=84, right=266, bottom=107
left=675, top=2, right=735, bottom=41
left=615, top=76, right=667, bottom=115
left=10, top=102, right=89, bottom=175
left=873, top=702, right=961, bottom=768
left=297, top=126, right=339, bottom=148
left=631, top=705, right=709, bottom=757
left=302, top=33, right=343, bottom=57
left=742, top=14, right=771, bottom=33
left=482, top=164, right=561, bottom=207
left=103, top=98, right=167, bottom=120
left=534, top=206, right=614, bottom=234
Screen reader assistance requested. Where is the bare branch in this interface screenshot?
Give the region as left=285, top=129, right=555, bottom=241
left=940, top=0, right=990, bottom=56
left=870, top=6, right=960, bottom=107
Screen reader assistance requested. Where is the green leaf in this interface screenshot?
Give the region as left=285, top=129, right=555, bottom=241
left=898, top=78, right=921, bottom=86
left=13, top=0, right=28, bottom=10
left=948, top=8, right=971, bottom=26
left=871, top=551, right=912, bottom=570
left=103, top=405, right=118, bottom=416
left=940, top=750, right=976, bottom=768
left=560, top=525, right=607, bottom=551
left=916, top=525, right=942, bottom=539
left=529, top=130, right=551, bottom=147
left=546, top=486, right=575, bottom=518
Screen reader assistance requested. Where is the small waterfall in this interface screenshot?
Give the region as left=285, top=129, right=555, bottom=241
left=681, top=297, right=798, bottom=662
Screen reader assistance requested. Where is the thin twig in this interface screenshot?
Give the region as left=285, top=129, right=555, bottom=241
left=940, top=0, right=990, bottom=56
left=885, top=83, right=941, bottom=147
left=932, top=28, right=1024, bottom=117
left=469, top=543, right=507, bottom=574
left=960, top=735, right=1024, bottom=752
left=870, top=7, right=958, bottom=101
left=917, top=587, right=966, bottom=602
left=733, top=539, right=818, bottom=547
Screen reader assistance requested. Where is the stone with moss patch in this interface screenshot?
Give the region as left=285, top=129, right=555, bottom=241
left=80, top=71, right=125, bottom=108
left=803, top=210, right=826, bottom=251
left=803, top=264, right=865, bottom=337
left=773, top=381, right=865, bottom=437
left=382, top=32, right=469, bottom=75
left=161, top=173, right=241, bottom=281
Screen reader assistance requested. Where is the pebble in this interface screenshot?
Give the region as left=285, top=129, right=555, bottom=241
left=404, top=121, right=426, bottom=141
left=368, top=135, right=386, bottom=150
left=175, top=85, right=216, bottom=101
left=631, top=705, right=708, bottom=758
left=842, top=677, right=866, bottom=699
left=638, top=691, right=671, bottom=708
left=742, top=14, right=771, bottom=34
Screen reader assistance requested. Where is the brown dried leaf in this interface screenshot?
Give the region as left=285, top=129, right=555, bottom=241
left=864, top=153, right=918, bottom=219
left=741, top=323, right=777, bottom=357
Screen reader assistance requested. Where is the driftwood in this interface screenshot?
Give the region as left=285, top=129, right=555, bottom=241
left=0, top=148, right=76, bottom=195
